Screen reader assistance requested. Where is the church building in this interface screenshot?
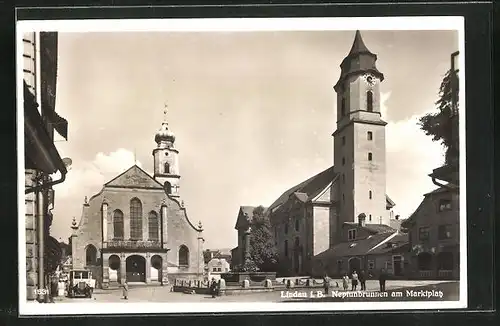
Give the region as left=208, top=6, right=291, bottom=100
left=71, top=108, right=204, bottom=288
left=268, top=31, right=402, bottom=276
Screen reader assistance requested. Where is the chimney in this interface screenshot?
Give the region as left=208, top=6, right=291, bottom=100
left=358, top=213, right=366, bottom=227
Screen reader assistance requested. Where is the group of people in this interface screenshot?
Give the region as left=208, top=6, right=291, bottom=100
left=323, top=268, right=389, bottom=294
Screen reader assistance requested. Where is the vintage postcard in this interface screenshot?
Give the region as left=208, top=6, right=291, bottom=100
left=17, top=16, right=466, bottom=315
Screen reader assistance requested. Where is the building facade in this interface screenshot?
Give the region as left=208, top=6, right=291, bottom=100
left=207, top=258, right=231, bottom=280
left=267, top=31, right=399, bottom=277
left=401, top=187, right=460, bottom=280
left=313, top=216, right=409, bottom=278
left=23, top=31, right=70, bottom=301
left=71, top=110, right=204, bottom=288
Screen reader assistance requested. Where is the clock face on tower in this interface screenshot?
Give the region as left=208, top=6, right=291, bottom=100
left=363, top=74, right=376, bottom=86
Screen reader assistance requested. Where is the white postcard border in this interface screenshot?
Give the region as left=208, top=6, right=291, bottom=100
left=17, top=16, right=467, bottom=315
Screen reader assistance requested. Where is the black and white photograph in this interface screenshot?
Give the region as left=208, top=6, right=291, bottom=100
left=17, top=16, right=466, bottom=315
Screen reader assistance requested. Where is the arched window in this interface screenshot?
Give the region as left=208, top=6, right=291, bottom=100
left=342, top=157, right=345, bottom=166
left=113, top=209, right=124, bottom=239
left=148, top=211, right=159, bottom=240
left=341, top=98, right=346, bottom=116
left=367, top=91, right=373, bottom=112
left=86, top=244, right=97, bottom=266
left=130, top=198, right=143, bottom=240
left=368, top=152, right=373, bottom=161
left=295, top=219, right=299, bottom=231
left=179, top=245, right=189, bottom=267
left=369, top=191, right=373, bottom=199
left=164, top=162, right=170, bottom=174
left=164, top=182, right=172, bottom=195
left=284, top=240, right=289, bottom=257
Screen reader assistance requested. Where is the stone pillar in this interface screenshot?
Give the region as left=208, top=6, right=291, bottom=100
left=264, top=279, right=273, bottom=288
left=120, top=254, right=126, bottom=283
left=242, top=279, right=250, bottom=288
left=142, top=214, right=148, bottom=241
left=102, top=253, right=109, bottom=289
left=102, top=202, right=108, bottom=242
left=161, top=203, right=168, bottom=248
left=218, top=278, right=226, bottom=296
left=161, top=253, right=169, bottom=285
left=146, top=253, right=151, bottom=283
left=244, top=230, right=251, bottom=258
left=124, top=209, right=131, bottom=240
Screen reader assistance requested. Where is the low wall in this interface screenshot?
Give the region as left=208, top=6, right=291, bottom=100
left=172, top=277, right=331, bottom=296
left=221, top=272, right=277, bottom=283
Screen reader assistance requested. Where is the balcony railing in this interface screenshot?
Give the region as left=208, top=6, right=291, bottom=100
left=102, top=240, right=165, bottom=250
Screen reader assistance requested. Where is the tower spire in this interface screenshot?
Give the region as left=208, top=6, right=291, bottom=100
left=348, top=30, right=373, bottom=56
left=163, top=103, right=168, bottom=124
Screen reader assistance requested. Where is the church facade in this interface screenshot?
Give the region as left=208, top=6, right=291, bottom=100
left=71, top=109, right=204, bottom=288
left=268, top=31, right=402, bottom=276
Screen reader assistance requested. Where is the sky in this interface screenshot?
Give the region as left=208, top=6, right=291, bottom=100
left=48, top=29, right=458, bottom=249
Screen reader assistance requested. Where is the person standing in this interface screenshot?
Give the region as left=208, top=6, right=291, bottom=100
left=379, top=268, right=388, bottom=292
left=122, top=279, right=129, bottom=300
left=323, top=274, right=330, bottom=295
left=210, top=278, right=218, bottom=298
left=359, top=270, right=366, bottom=291
left=342, top=273, right=349, bottom=291
left=351, top=270, right=359, bottom=291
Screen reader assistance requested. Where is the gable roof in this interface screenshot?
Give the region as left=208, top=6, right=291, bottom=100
left=268, top=165, right=395, bottom=214
left=104, top=165, right=164, bottom=190
left=315, top=232, right=393, bottom=259
left=401, top=186, right=456, bottom=228
left=344, top=222, right=396, bottom=235
left=367, top=233, right=409, bottom=255
left=234, top=206, right=268, bottom=230
left=269, top=166, right=337, bottom=212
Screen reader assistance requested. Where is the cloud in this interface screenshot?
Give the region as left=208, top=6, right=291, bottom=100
left=384, top=91, right=445, bottom=220
left=380, top=91, right=391, bottom=119
left=50, top=149, right=143, bottom=241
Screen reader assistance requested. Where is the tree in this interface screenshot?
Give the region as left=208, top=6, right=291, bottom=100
left=418, top=68, right=459, bottom=165
left=240, top=206, right=278, bottom=272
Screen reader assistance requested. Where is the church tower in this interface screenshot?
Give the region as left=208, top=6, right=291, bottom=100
left=331, top=31, right=389, bottom=242
left=153, top=105, right=181, bottom=197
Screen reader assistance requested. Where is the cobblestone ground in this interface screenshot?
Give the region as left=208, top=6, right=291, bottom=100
left=55, top=280, right=457, bottom=303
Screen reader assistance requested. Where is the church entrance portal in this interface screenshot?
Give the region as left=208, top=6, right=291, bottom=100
left=126, top=255, right=146, bottom=282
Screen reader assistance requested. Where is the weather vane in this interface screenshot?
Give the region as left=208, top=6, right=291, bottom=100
left=163, top=103, right=168, bottom=122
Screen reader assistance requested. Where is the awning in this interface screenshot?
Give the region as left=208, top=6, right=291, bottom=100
left=24, top=80, right=67, bottom=175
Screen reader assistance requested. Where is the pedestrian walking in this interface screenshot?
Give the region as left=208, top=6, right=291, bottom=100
left=379, top=268, right=388, bottom=292
left=122, top=279, right=129, bottom=300
left=342, top=273, right=349, bottom=291
left=323, top=274, right=330, bottom=295
left=359, top=270, right=366, bottom=291
left=351, top=270, right=359, bottom=291
left=209, top=278, right=218, bottom=298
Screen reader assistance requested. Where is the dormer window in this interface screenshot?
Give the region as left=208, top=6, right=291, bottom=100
left=348, top=229, right=356, bottom=241
left=438, top=199, right=452, bottom=212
